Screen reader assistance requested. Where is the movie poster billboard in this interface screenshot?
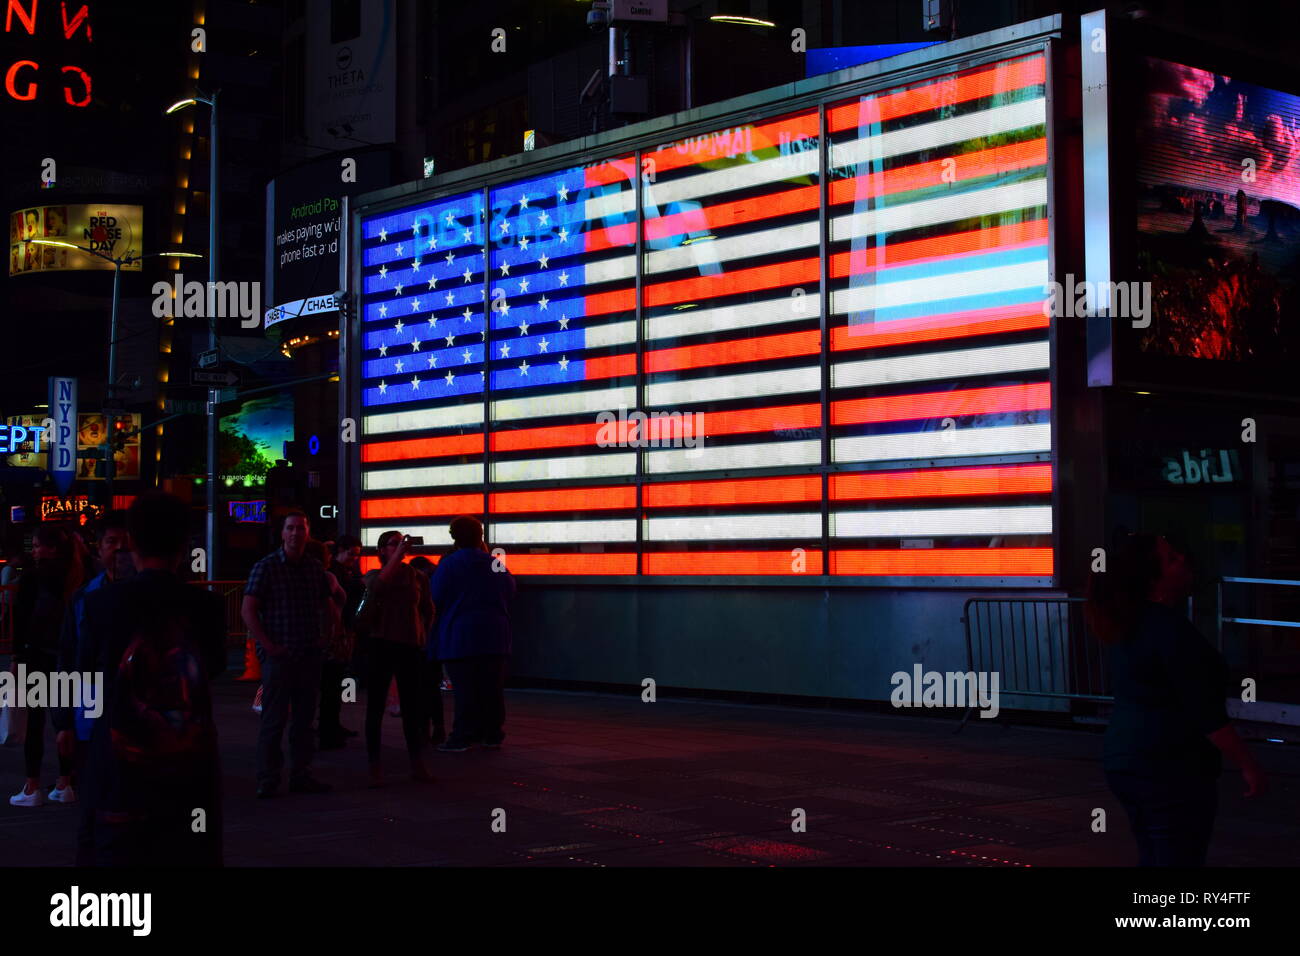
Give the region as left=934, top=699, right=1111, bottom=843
left=9, top=204, right=144, bottom=276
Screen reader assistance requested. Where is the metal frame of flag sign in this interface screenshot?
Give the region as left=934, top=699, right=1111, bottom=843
left=347, top=37, right=1059, bottom=587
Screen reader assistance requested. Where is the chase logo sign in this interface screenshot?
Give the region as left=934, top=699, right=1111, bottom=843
left=265, top=294, right=338, bottom=329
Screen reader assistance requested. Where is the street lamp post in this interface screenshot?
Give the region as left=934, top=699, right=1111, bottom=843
left=167, top=91, right=220, bottom=581
left=23, top=239, right=201, bottom=510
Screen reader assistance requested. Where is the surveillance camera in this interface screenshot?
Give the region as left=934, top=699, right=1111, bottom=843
left=587, top=0, right=611, bottom=30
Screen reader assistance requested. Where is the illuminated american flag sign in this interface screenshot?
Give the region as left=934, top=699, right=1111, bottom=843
left=826, top=53, right=1053, bottom=577
left=354, top=51, right=1055, bottom=583
left=638, top=109, right=826, bottom=575
left=482, top=157, right=641, bottom=573
left=358, top=190, right=488, bottom=549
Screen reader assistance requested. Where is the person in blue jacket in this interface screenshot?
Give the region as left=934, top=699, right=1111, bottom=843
left=428, top=516, right=515, bottom=752
left=54, top=511, right=131, bottom=810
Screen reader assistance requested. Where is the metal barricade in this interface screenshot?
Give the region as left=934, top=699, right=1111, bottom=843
left=960, top=596, right=1109, bottom=729
left=0, top=580, right=246, bottom=654
left=1215, top=576, right=1300, bottom=651
left=1215, top=577, right=1300, bottom=722
left=190, top=579, right=248, bottom=647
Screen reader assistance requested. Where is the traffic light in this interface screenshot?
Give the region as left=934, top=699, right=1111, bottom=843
left=111, top=417, right=130, bottom=452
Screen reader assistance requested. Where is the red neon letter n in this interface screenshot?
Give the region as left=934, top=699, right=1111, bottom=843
left=61, top=1, right=91, bottom=41
left=6, top=0, right=37, bottom=35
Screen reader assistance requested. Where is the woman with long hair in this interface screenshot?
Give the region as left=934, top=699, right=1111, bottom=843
left=9, top=526, right=85, bottom=807
left=1085, top=532, right=1266, bottom=866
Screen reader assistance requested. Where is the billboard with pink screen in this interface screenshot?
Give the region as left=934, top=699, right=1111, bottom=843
left=1135, top=57, right=1300, bottom=362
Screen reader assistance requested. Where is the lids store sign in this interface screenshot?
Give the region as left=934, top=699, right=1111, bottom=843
left=1163, top=448, right=1242, bottom=486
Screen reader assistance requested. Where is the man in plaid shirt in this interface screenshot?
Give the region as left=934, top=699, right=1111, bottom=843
left=242, top=510, right=340, bottom=798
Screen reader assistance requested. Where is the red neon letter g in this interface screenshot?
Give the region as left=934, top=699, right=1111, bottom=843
left=62, top=64, right=91, bottom=107
left=5, top=59, right=37, bottom=101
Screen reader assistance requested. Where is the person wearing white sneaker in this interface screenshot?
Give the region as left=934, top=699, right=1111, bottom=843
left=48, top=783, right=76, bottom=804
left=12, top=527, right=84, bottom=809
left=9, top=783, right=46, bottom=807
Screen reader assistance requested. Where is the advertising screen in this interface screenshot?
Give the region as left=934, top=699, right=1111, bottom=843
left=220, top=395, right=295, bottom=480
left=1134, top=58, right=1300, bottom=364
left=265, top=148, right=393, bottom=328
left=9, top=204, right=143, bottom=276
left=355, top=52, right=1054, bottom=583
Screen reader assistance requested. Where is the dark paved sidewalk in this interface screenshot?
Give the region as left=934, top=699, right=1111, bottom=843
left=2, top=677, right=1296, bottom=866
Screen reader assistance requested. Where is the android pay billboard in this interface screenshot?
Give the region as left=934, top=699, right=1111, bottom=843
left=264, top=147, right=393, bottom=330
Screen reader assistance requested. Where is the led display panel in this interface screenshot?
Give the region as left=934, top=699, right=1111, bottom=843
left=354, top=50, right=1056, bottom=583
left=1134, top=58, right=1300, bottom=364
left=825, top=52, right=1054, bottom=577
left=485, top=156, right=641, bottom=574
left=639, top=110, right=825, bottom=575
left=358, top=190, right=488, bottom=554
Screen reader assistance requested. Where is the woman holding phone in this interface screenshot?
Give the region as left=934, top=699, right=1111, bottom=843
left=357, top=531, right=434, bottom=787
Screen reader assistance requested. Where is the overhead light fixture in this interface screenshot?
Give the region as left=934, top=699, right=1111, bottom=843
left=710, top=15, right=775, bottom=27
left=25, top=238, right=79, bottom=250
left=165, top=98, right=198, bottom=114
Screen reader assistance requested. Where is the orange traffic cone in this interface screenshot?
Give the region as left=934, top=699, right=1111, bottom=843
left=237, top=637, right=261, bottom=682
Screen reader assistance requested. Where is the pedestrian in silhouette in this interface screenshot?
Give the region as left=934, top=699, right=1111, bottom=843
left=1085, top=532, right=1266, bottom=866
left=430, top=517, right=515, bottom=753
left=358, top=532, right=433, bottom=786
left=243, top=510, right=339, bottom=798
left=9, top=526, right=83, bottom=808
left=74, top=494, right=226, bottom=866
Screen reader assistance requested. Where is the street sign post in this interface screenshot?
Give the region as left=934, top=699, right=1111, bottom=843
left=190, top=368, right=240, bottom=387
left=164, top=398, right=208, bottom=414
left=198, top=348, right=220, bottom=369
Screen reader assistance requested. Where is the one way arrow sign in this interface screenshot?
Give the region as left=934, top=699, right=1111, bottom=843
left=190, top=368, right=241, bottom=387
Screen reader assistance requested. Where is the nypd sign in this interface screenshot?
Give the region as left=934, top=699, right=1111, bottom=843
left=265, top=293, right=338, bottom=329
left=47, top=377, right=77, bottom=495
